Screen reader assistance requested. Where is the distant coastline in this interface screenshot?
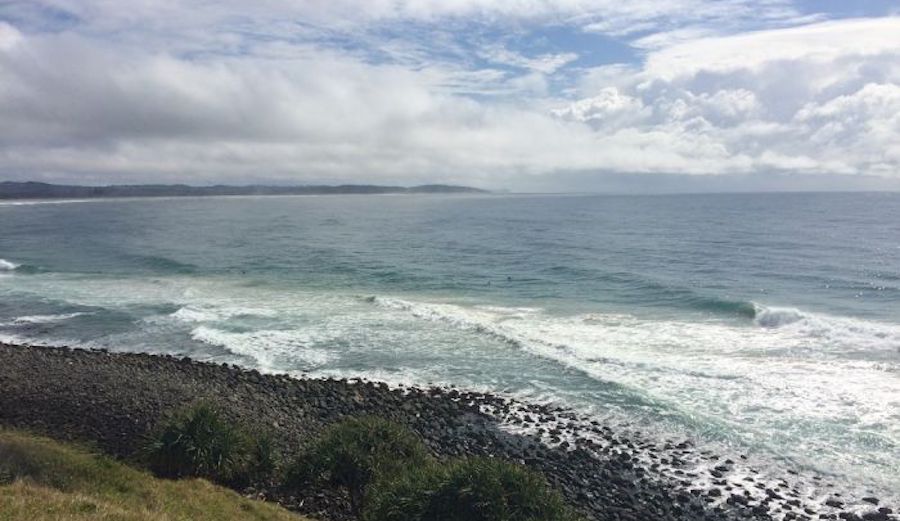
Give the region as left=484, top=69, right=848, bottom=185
left=0, top=181, right=487, bottom=200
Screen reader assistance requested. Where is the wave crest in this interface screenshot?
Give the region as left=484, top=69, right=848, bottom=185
left=369, top=296, right=531, bottom=349
left=688, top=296, right=758, bottom=319
left=752, top=305, right=805, bottom=328
left=0, top=259, right=20, bottom=271
left=12, top=312, right=89, bottom=325
left=369, top=295, right=900, bottom=363
left=170, top=305, right=277, bottom=323
left=191, top=326, right=335, bottom=369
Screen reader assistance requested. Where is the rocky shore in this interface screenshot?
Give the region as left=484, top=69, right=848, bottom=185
left=0, top=343, right=894, bottom=521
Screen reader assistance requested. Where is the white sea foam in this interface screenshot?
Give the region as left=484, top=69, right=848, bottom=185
left=170, top=306, right=221, bottom=322
left=474, top=304, right=542, bottom=315
left=191, top=326, right=335, bottom=369
left=12, top=312, right=88, bottom=324
left=0, top=332, right=30, bottom=345
left=377, top=296, right=900, bottom=359
left=370, top=295, right=900, bottom=489
left=752, top=303, right=900, bottom=355
left=0, top=259, right=20, bottom=271
left=753, top=304, right=805, bottom=328
left=170, top=305, right=276, bottom=323
left=0, top=199, right=101, bottom=207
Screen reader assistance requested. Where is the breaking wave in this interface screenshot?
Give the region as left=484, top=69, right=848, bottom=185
left=170, top=305, right=276, bottom=323
left=752, top=305, right=805, bottom=328
left=12, top=312, right=90, bottom=324
left=0, top=259, right=20, bottom=271
left=190, top=326, right=335, bottom=369
left=369, top=296, right=900, bottom=368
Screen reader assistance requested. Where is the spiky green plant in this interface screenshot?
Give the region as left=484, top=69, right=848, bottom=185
left=285, top=416, right=430, bottom=518
left=144, top=401, right=254, bottom=485
left=365, top=457, right=582, bottom=521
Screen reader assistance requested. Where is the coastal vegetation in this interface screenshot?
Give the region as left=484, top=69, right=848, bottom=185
left=366, top=457, right=581, bottom=521
left=136, top=406, right=582, bottom=521
left=285, top=416, right=431, bottom=517
left=0, top=429, right=308, bottom=521
left=143, top=401, right=278, bottom=486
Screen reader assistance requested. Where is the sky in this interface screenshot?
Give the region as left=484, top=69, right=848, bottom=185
left=1, top=1, right=900, bottom=192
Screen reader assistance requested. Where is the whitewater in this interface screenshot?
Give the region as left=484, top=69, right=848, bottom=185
left=0, top=192, right=897, bottom=500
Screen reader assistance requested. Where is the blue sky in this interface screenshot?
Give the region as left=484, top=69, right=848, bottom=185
left=1, top=0, right=900, bottom=191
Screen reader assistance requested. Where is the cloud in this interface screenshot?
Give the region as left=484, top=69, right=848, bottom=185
left=0, top=29, right=596, bottom=184
left=0, top=22, right=23, bottom=50
left=579, top=0, right=800, bottom=36
left=644, top=17, right=900, bottom=80
left=552, top=17, right=900, bottom=178
left=794, top=83, right=900, bottom=175
left=1, top=2, right=900, bottom=190
left=19, top=0, right=795, bottom=28
left=479, top=45, right=578, bottom=74
left=551, top=87, right=648, bottom=127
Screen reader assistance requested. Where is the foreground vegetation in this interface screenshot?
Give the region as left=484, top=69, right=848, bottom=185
left=365, top=457, right=580, bottom=521
left=0, top=429, right=309, bottom=521
left=286, top=416, right=432, bottom=517
left=144, top=401, right=277, bottom=487
left=1, top=401, right=581, bottom=521
left=285, top=415, right=582, bottom=521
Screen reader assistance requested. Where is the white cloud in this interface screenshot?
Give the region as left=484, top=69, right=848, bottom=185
left=794, top=83, right=900, bottom=174
left=24, top=0, right=794, bottom=28
left=551, top=87, right=648, bottom=128
left=579, top=0, right=799, bottom=36
left=549, top=17, right=900, bottom=178
left=644, top=17, right=900, bottom=80
left=2, top=3, right=900, bottom=188
left=0, top=22, right=23, bottom=50
left=479, top=45, right=578, bottom=74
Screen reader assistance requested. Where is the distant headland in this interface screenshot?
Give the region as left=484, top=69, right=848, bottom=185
left=0, top=181, right=487, bottom=200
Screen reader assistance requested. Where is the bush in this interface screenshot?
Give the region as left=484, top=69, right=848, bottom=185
left=365, top=457, right=581, bottom=521
left=285, top=416, right=430, bottom=518
left=245, top=429, right=280, bottom=485
left=143, top=401, right=275, bottom=486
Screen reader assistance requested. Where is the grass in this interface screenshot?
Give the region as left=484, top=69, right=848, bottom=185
left=0, top=429, right=311, bottom=521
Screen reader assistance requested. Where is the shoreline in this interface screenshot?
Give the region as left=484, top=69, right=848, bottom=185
left=0, top=342, right=894, bottom=521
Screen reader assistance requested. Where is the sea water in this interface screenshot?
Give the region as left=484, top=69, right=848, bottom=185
left=1, top=192, right=898, bottom=496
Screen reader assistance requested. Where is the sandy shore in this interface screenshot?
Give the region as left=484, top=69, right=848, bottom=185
left=0, top=343, right=894, bottom=521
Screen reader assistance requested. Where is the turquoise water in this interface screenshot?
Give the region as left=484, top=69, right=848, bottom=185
left=1, top=193, right=898, bottom=494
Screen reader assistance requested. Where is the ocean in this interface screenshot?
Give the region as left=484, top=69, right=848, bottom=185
left=1, top=192, right=898, bottom=497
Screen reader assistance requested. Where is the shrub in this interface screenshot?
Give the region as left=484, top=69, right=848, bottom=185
left=365, top=457, right=581, bottom=521
left=143, top=401, right=275, bottom=486
left=245, top=429, right=279, bottom=485
left=285, top=416, right=430, bottom=518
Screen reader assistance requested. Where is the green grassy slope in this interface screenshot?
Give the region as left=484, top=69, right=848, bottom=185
left=0, top=430, right=312, bottom=521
